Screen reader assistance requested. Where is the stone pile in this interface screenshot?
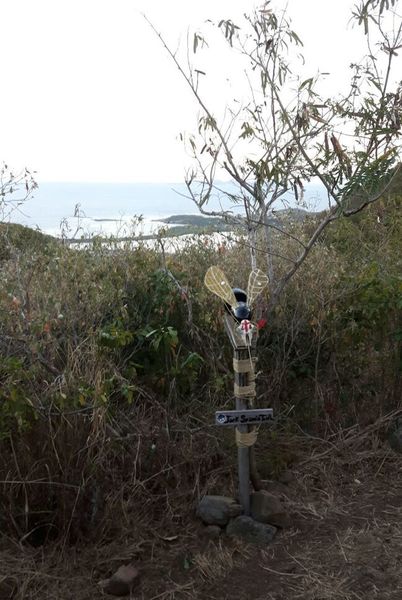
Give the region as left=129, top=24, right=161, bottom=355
left=197, top=492, right=289, bottom=544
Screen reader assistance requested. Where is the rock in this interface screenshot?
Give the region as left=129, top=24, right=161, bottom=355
left=197, top=495, right=242, bottom=526
left=226, top=516, right=277, bottom=544
left=100, top=564, right=140, bottom=597
left=203, top=525, right=222, bottom=539
left=0, top=576, right=17, bottom=598
left=250, top=490, right=290, bottom=528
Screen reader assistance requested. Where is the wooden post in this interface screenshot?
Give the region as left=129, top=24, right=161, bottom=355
left=235, top=346, right=251, bottom=515
left=217, top=314, right=273, bottom=515
left=223, top=314, right=258, bottom=515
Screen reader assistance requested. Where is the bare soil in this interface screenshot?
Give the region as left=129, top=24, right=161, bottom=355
left=2, top=432, right=402, bottom=600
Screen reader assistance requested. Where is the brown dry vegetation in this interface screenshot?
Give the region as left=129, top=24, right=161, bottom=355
left=0, top=194, right=401, bottom=599
left=2, top=425, right=402, bottom=599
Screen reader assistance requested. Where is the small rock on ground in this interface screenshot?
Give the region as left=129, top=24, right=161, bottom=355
left=197, top=495, right=242, bottom=526
left=99, top=564, right=140, bottom=597
left=250, top=490, right=290, bottom=528
left=226, top=516, right=277, bottom=544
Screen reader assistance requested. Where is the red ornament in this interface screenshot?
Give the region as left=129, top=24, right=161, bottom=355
left=256, top=318, right=267, bottom=330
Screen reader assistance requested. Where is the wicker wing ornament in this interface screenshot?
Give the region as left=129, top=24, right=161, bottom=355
left=204, top=266, right=269, bottom=345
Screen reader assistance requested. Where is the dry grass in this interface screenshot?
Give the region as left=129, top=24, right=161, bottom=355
left=2, top=420, right=402, bottom=599
left=192, top=541, right=251, bottom=581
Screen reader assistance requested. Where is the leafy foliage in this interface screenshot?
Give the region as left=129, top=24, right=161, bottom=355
left=149, top=0, right=401, bottom=307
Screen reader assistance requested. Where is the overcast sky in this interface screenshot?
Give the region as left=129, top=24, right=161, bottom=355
left=0, top=0, right=399, bottom=183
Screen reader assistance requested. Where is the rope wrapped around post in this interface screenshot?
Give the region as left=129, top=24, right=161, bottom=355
left=236, top=428, right=259, bottom=447
left=233, top=353, right=258, bottom=448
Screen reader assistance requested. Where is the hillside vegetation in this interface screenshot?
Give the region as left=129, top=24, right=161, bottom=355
left=0, top=192, right=401, bottom=599
left=0, top=191, right=400, bottom=543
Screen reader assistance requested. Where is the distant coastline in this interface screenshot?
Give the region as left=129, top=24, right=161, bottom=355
left=62, top=208, right=314, bottom=245
left=5, top=181, right=326, bottom=238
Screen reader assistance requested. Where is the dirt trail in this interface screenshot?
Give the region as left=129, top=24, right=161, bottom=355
left=2, top=443, right=402, bottom=600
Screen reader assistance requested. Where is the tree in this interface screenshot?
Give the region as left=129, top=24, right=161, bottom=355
left=0, top=163, right=37, bottom=223
left=147, top=0, right=401, bottom=310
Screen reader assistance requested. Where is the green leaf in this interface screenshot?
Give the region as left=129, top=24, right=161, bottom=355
left=290, top=30, right=303, bottom=46
left=299, top=78, right=313, bottom=91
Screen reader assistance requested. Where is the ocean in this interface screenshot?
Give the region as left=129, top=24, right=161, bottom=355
left=4, top=181, right=327, bottom=238
left=6, top=182, right=200, bottom=238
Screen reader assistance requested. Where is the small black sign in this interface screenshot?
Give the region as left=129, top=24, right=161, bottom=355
left=215, top=409, right=274, bottom=427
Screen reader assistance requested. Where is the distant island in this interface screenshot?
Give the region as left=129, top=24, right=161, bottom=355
left=61, top=209, right=315, bottom=244
left=157, top=208, right=310, bottom=228
left=155, top=214, right=228, bottom=227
